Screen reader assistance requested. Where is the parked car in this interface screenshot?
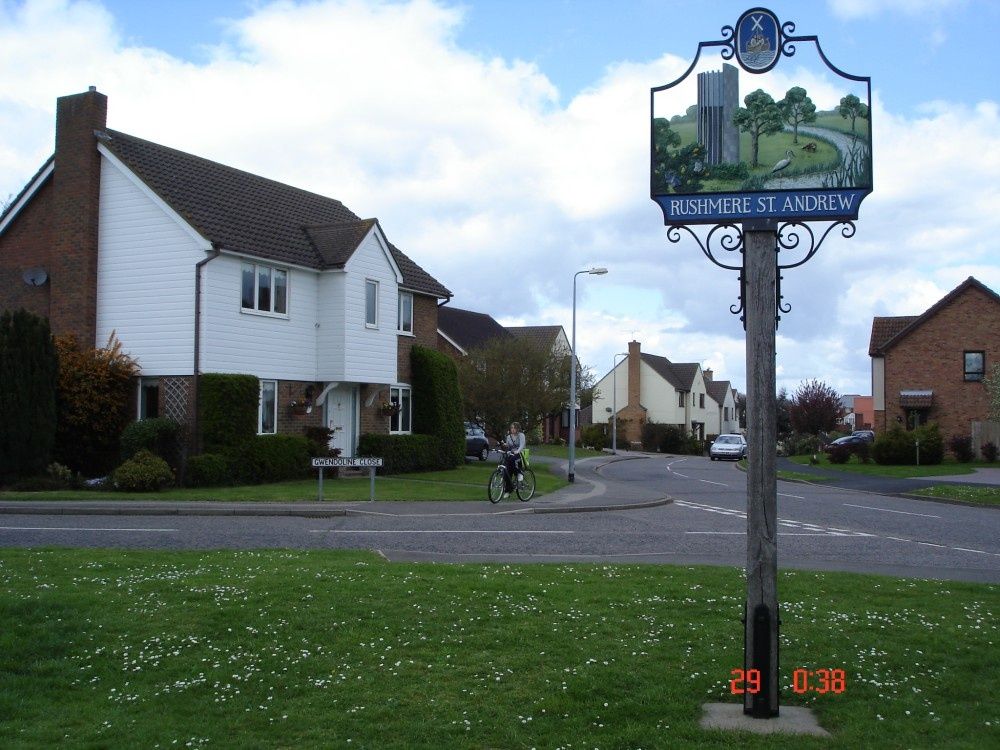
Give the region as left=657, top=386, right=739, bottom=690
left=465, top=423, right=491, bottom=461
left=851, top=430, right=875, bottom=442
left=826, top=434, right=868, bottom=450
left=710, top=434, right=748, bottom=461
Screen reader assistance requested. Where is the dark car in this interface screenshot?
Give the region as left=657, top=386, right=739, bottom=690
left=826, top=434, right=868, bottom=450
left=465, top=423, right=491, bottom=461
left=851, top=430, right=875, bottom=442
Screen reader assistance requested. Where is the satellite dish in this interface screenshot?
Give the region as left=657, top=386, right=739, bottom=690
left=22, top=267, right=48, bottom=287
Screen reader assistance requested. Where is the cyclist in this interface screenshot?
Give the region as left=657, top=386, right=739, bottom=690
left=502, top=422, right=526, bottom=498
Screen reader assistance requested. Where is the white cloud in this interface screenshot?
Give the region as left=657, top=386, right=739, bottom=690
left=827, top=0, right=966, bottom=20
left=2, top=0, right=997, bottom=398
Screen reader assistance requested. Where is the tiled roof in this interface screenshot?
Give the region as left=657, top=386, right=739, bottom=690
left=869, top=278, right=1000, bottom=356
left=437, top=306, right=512, bottom=352
left=99, top=129, right=450, bottom=298
left=508, top=326, right=565, bottom=351
left=640, top=353, right=702, bottom=391
left=705, top=379, right=733, bottom=405
left=869, top=316, right=919, bottom=356
left=670, top=362, right=701, bottom=390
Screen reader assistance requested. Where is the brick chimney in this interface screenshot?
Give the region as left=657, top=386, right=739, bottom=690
left=49, top=87, right=107, bottom=346
left=627, top=340, right=641, bottom=408
left=704, top=368, right=713, bottom=381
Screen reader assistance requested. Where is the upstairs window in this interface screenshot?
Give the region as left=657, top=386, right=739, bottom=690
left=242, top=263, right=287, bottom=315
left=699, top=393, right=705, bottom=409
left=964, top=351, right=985, bottom=381
left=677, top=392, right=684, bottom=408
left=365, top=280, right=379, bottom=327
left=398, top=291, right=413, bottom=334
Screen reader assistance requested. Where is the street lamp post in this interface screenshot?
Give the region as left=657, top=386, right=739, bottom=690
left=568, top=266, right=608, bottom=483
left=612, top=352, right=628, bottom=453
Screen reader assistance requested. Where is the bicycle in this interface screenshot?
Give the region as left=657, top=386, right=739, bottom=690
left=487, top=448, right=536, bottom=503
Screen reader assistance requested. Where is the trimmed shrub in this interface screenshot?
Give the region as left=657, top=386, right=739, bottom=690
left=642, top=423, right=685, bottom=453
left=0, top=309, right=59, bottom=482
left=784, top=432, right=823, bottom=457
left=54, top=334, right=139, bottom=476
left=120, top=418, right=182, bottom=467
left=411, top=345, right=464, bottom=467
left=304, top=426, right=337, bottom=458
left=854, top=439, right=871, bottom=464
left=357, top=433, right=448, bottom=474
left=185, top=453, right=232, bottom=488
left=948, top=434, right=974, bottom=462
left=982, top=442, right=998, bottom=462
left=826, top=444, right=853, bottom=464
left=872, top=423, right=944, bottom=465
left=112, top=449, right=174, bottom=492
left=199, top=374, right=259, bottom=453
left=229, top=435, right=312, bottom=485
left=914, top=423, right=944, bottom=465
left=581, top=424, right=609, bottom=450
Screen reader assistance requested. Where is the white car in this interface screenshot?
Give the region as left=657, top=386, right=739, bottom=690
left=710, top=434, right=747, bottom=461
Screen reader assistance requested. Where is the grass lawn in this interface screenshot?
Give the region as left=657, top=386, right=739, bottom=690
left=1, top=549, right=996, bottom=748
left=910, top=484, right=1000, bottom=507
left=0, top=459, right=569, bottom=503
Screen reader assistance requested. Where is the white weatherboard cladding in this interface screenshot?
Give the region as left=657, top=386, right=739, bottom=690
left=95, top=157, right=202, bottom=373
left=317, top=272, right=346, bottom=377
left=872, top=357, right=885, bottom=410
left=200, top=255, right=318, bottom=380
left=341, top=231, right=398, bottom=384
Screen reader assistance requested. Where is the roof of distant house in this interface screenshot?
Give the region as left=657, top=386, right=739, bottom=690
left=641, top=353, right=701, bottom=390
left=705, top=379, right=734, bottom=405
left=437, top=306, right=512, bottom=353
left=96, top=129, right=450, bottom=298
left=508, top=325, right=567, bottom=351
left=868, top=277, right=999, bottom=356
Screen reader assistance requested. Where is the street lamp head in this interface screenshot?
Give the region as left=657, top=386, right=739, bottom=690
left=589, top=267, right=608, bottom=275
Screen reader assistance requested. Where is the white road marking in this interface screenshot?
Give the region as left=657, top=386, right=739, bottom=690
left=0, top=526, right=176, bottom=532
left=310, top=529, right=574, bottom=535
left=779, top=493, right=805, bottom=499
left=699, top=479, right=729, bottom=487
left=843, top=503, right=941, bottom=519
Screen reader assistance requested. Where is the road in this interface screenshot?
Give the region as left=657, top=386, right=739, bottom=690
left=1, top=455, right=997, bottom=582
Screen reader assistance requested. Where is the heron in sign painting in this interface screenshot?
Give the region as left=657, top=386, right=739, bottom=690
left=771, top=149, right=794, bottom=173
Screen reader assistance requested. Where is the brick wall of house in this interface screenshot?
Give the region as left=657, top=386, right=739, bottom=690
left=275, top=380, right=325, bottom=436
left=878, top=285, right=1000, bottom=438
left=396, top=294, right=440, bottom=383
left=0, top=179, right=55, bottom=319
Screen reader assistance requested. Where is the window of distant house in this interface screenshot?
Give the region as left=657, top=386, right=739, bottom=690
left=724, top=407, right=730, bottom=420
left=241, top=263, right=288, bottom=315
left=138, top=378, right=160, bottom=419
left=398, top=291, right=413, bottom=334
left=964, top=351, right=985, bottom=382
left=259, top=380, right=277, bottom=435
left=365, top=280, right=379, bottom=328
left=699, top=393, right=705, bottom=409
left=390, top=385, right=411, bottom=434
left=677, top=392, right=684, bottom=408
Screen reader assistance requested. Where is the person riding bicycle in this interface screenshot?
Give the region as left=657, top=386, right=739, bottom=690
left=502, top=422, right=526, bottom=497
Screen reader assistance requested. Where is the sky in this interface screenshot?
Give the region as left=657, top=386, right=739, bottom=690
left=2, top=0, right=998, bottom=397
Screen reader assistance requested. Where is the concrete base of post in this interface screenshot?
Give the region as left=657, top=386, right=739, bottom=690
left=700, top=703, right=830, bottom=737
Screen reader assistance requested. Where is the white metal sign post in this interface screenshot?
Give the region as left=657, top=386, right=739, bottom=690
left=311, top=457, right=384, bottom=502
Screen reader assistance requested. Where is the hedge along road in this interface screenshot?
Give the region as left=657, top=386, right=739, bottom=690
left=0, top=454, right=998, bottom=583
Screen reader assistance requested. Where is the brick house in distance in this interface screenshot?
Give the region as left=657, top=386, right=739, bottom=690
left=869, top=277, right=999, bottom=439
left=0, top=88, right=451, bottom=456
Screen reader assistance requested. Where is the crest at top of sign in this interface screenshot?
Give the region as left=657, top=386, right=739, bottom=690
left=735, top=8, right=780, bottom=73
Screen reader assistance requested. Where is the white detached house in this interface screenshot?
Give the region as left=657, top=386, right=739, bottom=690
left=0, top=88, right=451, bottom=456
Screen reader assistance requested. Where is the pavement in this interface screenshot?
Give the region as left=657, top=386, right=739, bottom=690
left=0, top=454, right=671, bottom=518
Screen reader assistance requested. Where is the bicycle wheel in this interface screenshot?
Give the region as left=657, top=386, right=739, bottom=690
left=488, top=468, right=506, bottom=504
left=516, top=468, right=536, bottom=502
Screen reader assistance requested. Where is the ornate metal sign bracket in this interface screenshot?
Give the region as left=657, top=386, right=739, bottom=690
left=665, top=220, right=856, bottom=328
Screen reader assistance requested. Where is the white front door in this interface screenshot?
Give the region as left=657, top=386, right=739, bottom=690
left=325, top=385, right=356, bottom=457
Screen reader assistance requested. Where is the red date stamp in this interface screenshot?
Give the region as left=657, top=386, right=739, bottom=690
left=729, top=668, right=846, bottom=695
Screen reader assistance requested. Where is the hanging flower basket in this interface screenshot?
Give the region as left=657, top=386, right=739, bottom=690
left=289, top=399, right=311, bottom=416
left=379, top=401, right=401, bottom=417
